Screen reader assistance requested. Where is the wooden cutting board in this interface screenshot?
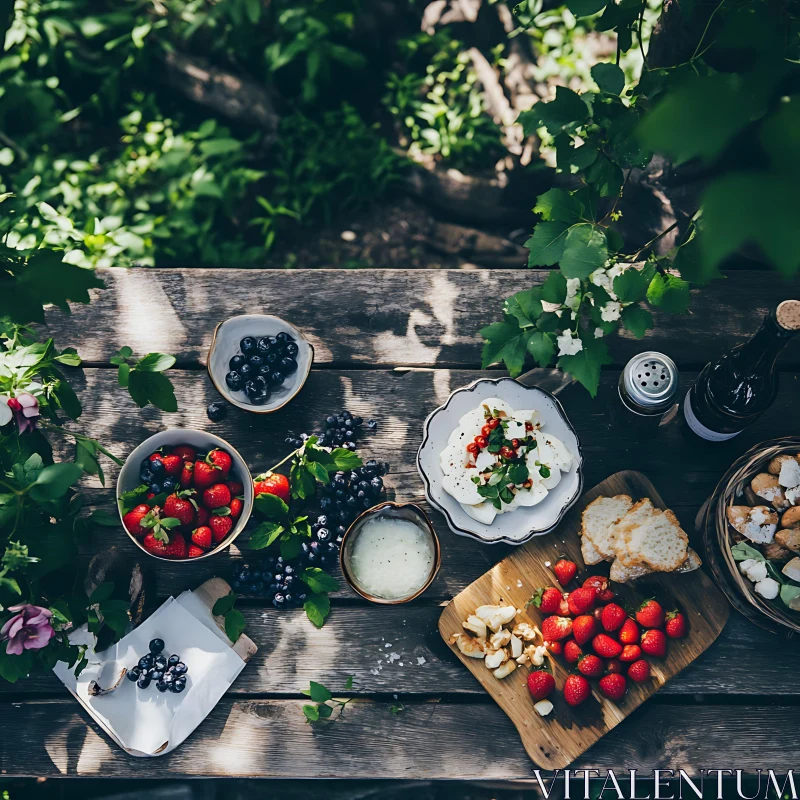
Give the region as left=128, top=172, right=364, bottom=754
left=438, top=470, right=730, bottom=769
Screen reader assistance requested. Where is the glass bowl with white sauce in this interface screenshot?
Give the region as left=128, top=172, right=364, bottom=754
left=340, top=502, right=441, bottom=604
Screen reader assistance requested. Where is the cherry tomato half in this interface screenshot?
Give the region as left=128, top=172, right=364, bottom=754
left=500, top=445, right=516, bottom=459
left=487, top=418, right=500, bottom=429
left=466, top=442, right=480, bottom=455
left=475, top=435, right=488, bottom=449
left=511, top=438, right=521, bottom=448
left=481, top=424, right=492, bottom=437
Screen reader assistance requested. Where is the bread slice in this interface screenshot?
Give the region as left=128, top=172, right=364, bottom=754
left=610, top=499, right=655, bottom=563
left=620, top=508, right=689, bottom=572
left=580, top=534, right=605, bottom=566
left=609, top=558, right=652, bottom=582
left=580, top=494, right=633, bottom=561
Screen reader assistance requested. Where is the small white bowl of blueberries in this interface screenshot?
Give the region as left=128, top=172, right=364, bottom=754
left=207, top=314, right=314, bottom=415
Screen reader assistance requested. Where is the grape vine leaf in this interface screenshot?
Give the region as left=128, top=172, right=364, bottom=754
left=556, top=336, right=612, bottom=397
left=527, top=331, right=556, bottom=367
left=525, top=221, right=571, bottom=267
left=567, top=0, right=608, bottom=16
left=647, top=274, right=691, bottom=314
left=533, top=189, right=582, bottom=223
left=504, top=287, right=543, bottom=327
left=520, top=87, right=590, bottom=136
left=555, top=134, right=598, bottom=173
left=540, top=271, right=568, bottom=304
left=612, top=267, right=649, bottom=303
left=621, top=305, right=653, bottom=338
left=591, top=63, right=625, bottom=95
left=480, top=316, right=529, bottom=377
left=671, top=233, right=722, bottom=286
left=559, top=224, right=608, bottom=279
left=127, top=370, right=178, bottom=412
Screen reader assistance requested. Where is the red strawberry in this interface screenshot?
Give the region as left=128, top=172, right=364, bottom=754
left=544, top=640, right=563, bottom=656
left=541, top=615, right=573, bottom=641
left=149, top=452, right=165, bottom=466
left=601, top=603, right=627, bottom=632
left=628, top=659, right=651, bottom=682
left=193, top=460, right=220, bottom=490
left=253, top=473, right=290, bottom=503
left=558, top=595, right=571, bottom=616
left=553, top=559, right=577, bottom=586
left=598, top=673, right=627, bottom=701
left=619, top=618, right=640, bottom=644
left=227, top=480, right=244, bottom=497
left=665, top=610, right=687, bottom=639
left=583, top=575, right=614, bottom=603
left=636, top=599, right=665, bottom=629
left=564, top=640, right=583, bottom=664
left=640, top=629, right=667, bottom=657
left=164, top=493, right=196, bottom=528
left=171, top=445, right=196, bottom=462
left=592, top=633, right=623, bottom=658
left=203, top=483, right=231, bottom=510
left=605, top=658, right=624, bottom=675
left=191, top=526, right=212, bottom=550
left=567, top=587, right=596, bottom=616
left=163, top=533, right=187, bottom=559
left=527, top=670, right=555, bottom=701
left=619, top=644, right=642, bottom=662
left=210, top=514, right=233, bottom=544
left=206, top=449, right=232, bottom=479
left=123, top=504, right=150, bottom=537
left=229, top=497, right=243, bottom=520
left=196, top=506, right=210, bottom=526
left=142, top=533, right=167, bottom=556
left=161, top=454, right=183, bottom=477
left=187, top=544, right=206, bottom=558
left=531, top=587, right=562, bottom=614
left=563, top=674, right=591, bottom=707
left=578, top=654, right=604, bottom=678
left=179, top=461, right=194, bottom=489
left=572, top=614, right=597, bottom=646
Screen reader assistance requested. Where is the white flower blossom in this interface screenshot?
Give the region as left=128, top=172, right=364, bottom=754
left=594, top=327, right=605, bottom=338
left=607, top=263, right=627, bottom=281
left=556, top=331, right=583, bottom=357
left=590, top=268, right=617, bottom=300
left=600, top=301, right=622, bottom=322
left=565, top=278, right=581, bottom=312
left=541, top=301, right=561, bottom=313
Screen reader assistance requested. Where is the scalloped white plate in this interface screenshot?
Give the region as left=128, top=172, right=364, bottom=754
left=417, top=377, right=583, bottom=545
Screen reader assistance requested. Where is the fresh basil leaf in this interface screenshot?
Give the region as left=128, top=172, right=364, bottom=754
left=224, top=608, right=246, bottom=642
left=304, top=592, right=331, bottom=628
left=316, top=702, right=334, bottom=719
left=308, top=681, right=332, bottom=703
left=303, top=704, right=320, bottom=722
left=29, top=462, right=83, bottom=501
left=301, top=567, right=339, bottom=594
left=135, top=353, right=176, bottom=372
left=280, top=536, right=302, bottom=561
left=330, top=449, right=362, bottom=470
left=212, top=592, right=237, bottom=616
left=249, top=521, right=284, bottom=550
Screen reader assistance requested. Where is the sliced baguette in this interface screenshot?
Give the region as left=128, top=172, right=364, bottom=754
left=580, top=494, right=633, bottom=561
left=620, top=508, right=689, bottom=571
left=611, top=499, right=656, bottom=563
left=580, top=534, right=605, bottom=566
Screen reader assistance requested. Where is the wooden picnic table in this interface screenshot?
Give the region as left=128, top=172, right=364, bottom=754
left=2, top=267, right=800, bottom=780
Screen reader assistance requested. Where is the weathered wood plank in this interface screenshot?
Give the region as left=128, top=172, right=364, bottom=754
left=1, top=609, right=795, bottom=698
left=42, top=269, right=800, bottom=367
left=48, top=368, right=800, bottom=599
left=0, top=699, right=793, bottom=777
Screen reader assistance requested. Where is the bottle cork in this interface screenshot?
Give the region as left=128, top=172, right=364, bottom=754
left=776, top=300, right=800, bottom=331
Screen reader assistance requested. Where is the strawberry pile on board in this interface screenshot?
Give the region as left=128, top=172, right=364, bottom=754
left=122, top=445, right=244, bottom=559
left=527, top=558, right=688, bottom=708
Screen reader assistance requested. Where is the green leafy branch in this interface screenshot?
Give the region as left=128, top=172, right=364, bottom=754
left=110, top=347, right=178, bottom=412
left=302, top=676, right=354, bottom=722
left=212, top=591, right=247, bottom=643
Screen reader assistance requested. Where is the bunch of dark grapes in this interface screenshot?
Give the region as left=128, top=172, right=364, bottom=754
left=285, top=409, right=377, bottom=451
left=317, top=460, right=388, bottom=528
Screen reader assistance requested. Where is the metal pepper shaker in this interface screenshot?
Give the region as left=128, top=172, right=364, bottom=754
left=617, top=351, right=680, bottom=428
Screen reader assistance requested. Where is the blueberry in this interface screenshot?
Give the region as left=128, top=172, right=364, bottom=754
left=149, top=638, right=165, bottom=654
left=266, top=352, right=279, bottom=365
left=273, top=594, right=286, bottom=608
left=150, top=482, right=162, bottom=495
left=140, top=468, right=153, bottom=483
left=367, top=419, right=378, bottom=430
left=276, top=332, right=292, bottom=343
left=315, top=527, right=331, bottom=543
left=149, top=670, right=164, bottom=682
left=162, top=671, right=175, bottom=684
left=240, top=362, right=253, bottom=378
left=172, top=662, right=188, bottom=676
left=229, top=354, right=246, bottom=370
left=284, top=342, right=299, bottom=357
left=248, top=354, right=264, bottom=369
left=167, top=654, right=180, bottom=668
left=207, top=402, right=227, bottom=422
left=150, top=459, right=165, bottom=476
left=319, top=496, right=332, bottom=512
left=244, top=380, right=258, bottom=398
left=251, top=390, right=270, bottom=406
left=240, top=337, right=256, bottom=354
left=258, top=364, right=273, bottom=378
left=226, top=371, right=243, bottom=391
left=283, top=574, right=295, bottom=588
left=156, top=681, right=169, bottom=692
left=138, top=654, right=154, bottom=671
left=162, top=478, right=176, bottom=493
left=256, top=337, right=271, bottom=355
left=128, top=667, right=141, bottom=682
left=268, top=370, right=285, bottom=386
left=370, top=476, right=384, bottom=493
left=279, top=357, right=297, bottom=374
left=353, top=416, right=363, bottom=426
left=171, top=679, right=186, bottom=693
left=137, top=675, right=151, bottom=689
left=345, top=496, right=357, bottom=509
left=231, top=578, right=241, bottom=591
left=140, top=458, right=151, bottom=471
left=154, top=655, right=167, bottom=670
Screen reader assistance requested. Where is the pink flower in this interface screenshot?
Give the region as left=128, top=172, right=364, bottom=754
left=7, top=393, right=39, bottom=433
left=0, top=604, right=55, bottom=655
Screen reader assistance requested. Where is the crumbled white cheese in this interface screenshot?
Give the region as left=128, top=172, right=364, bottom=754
left=787, top=487, right=800, bottom=506
left=742, top=520, right=776, bottom=544
left=779, top=459, right=800, bottom=489
left=754, top=578, right=780, bottom=599
left=744, top=561, right=768, bottom=582
left=534, top=699, right=554, bottom=717
left=751, top=507, right=767, bottom=525
left=556, top=331, right=583, bottom=357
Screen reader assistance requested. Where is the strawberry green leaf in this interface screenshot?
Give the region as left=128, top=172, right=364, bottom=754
left=280, top=536, right=302, bottom=561
left=254, top=492, right=289, bottom=520
left=249, top=521, right=284, bottom=550
left=556, top=335, right=612, bottom=397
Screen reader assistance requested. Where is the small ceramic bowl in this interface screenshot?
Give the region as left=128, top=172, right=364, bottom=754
left=116, top=429, right=253, bottom=561
left=207, top=314, right=314, bottom=414
left=339, top=502, right=441, bottom=604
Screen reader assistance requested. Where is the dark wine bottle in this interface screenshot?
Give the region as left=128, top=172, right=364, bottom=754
left=683, top=300, right=800, bottom=441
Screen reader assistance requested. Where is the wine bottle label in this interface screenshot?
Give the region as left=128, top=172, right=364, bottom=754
left=683, top=393, right=740, bottom=441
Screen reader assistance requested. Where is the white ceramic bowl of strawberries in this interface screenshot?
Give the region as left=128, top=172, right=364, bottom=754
left=116, top=429, right=253, bottom=561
